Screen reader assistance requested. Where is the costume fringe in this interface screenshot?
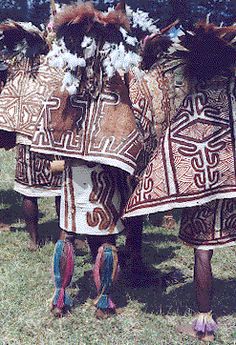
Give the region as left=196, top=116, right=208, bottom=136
left=51, top=239, right=74, bottom=310
left=193, top=311, right=218, bottom=334
left=93, top=244, right=119, bottom=310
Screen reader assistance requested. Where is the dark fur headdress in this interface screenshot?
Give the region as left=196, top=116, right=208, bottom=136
left=175, top=22, right=236, bottom=80
left=48, top=2, right=141, bottom=95
left=53, top=2, right=130, bottom=53
left=0, top=21, right=49, bottom=61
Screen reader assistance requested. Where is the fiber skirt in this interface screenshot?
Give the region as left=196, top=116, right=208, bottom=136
left=60, top=161, right=127, bottom=235
left=14, top=144, right=62, bottom=197
left=179, top=198, right=236, bottom=250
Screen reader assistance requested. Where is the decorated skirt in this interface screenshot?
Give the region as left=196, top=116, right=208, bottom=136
left=179, top=198, right=236, bottom=249
left=14, top=144, right=62, bottom=197
left=60, top=160, right=128, bottom=235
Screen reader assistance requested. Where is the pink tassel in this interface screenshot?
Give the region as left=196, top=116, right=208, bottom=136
left=93, top=245, right=104, bottom=290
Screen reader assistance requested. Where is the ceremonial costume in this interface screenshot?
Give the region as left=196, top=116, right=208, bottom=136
left=0, top=21, right=63, bottom=248
left=31, top=2, right=144, bottom=317
left=124, top=22, right=236, bottom=340
left=0, top=59, right=16, bottom=149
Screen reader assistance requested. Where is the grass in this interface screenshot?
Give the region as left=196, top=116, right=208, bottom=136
left=1, top=149, right=236, bottom=345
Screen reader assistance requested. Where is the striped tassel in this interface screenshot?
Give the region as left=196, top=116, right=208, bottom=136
left=193, top=311, right=218, bottom=334
left=93, top=244, right=119, bottom=310
left=51, top=240, right=74, bottom=311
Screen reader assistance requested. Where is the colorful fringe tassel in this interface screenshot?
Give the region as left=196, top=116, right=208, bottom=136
left=51, top=239, right=74, bottom=310
left=93, top=244, right=119, bottom=310
left=193, top=311, right=218, bottom=334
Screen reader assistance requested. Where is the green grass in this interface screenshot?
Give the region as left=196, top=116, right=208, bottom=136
left=1, top=149, right=236, bottom=345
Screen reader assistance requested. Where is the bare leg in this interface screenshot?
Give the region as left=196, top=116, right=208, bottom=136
left=55, top=196, right=61, bottom=219
left=177, top=248, right=216, bottom=341
left=54, top=196, right=65, bottom=240
left=194, top=249, right=214, bottom=313
left=22, top=196, right=39, bottom=250
left=86, top=235, right=116, bottom=261
left=125, top=216, right=143, bottom=263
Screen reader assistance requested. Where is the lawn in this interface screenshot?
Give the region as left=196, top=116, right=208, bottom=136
left=1, top=149, right=236, bottom=345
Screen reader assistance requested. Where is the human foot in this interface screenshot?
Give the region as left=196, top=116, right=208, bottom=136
left=176, top=323, right=215, bottom=342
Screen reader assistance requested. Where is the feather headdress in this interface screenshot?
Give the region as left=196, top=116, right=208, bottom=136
left=48, top=2, right=141, bottom=95
left=0, top=21, right=49, bottom=62
left=170, top=22, right=236, bottom=80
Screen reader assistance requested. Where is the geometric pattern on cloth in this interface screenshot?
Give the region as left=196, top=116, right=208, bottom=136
left=179, top=198, right=236, bottom=249
left=128, top=65, right=173, bottom=175
left=15, top=144, right=62, bottom=189
left=31, top=74, right=143, bottom=175
left=60, top=161, right=126, bottom=235
left=0, top=57, right=63, bottom=137
left=124, top=76, right=236, bottom=217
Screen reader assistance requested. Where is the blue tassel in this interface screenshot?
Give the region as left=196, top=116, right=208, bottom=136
left=52, top=240, right=74, bottom=309
left=97, top=294, right=109, bottom=309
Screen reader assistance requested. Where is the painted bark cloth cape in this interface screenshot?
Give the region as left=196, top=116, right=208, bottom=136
left=0, top=21, right=62, bottom=139
left=124, top=23, right=236, bottom=217
left=30, top=3, right=144, bottom=175
left=0, top=57, right=62, bottom=138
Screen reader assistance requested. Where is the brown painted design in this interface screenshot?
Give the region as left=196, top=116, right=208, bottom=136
left=68, top=166, right=77, bottom=232
left=180, top=198, right=236, bottom=247
left=87, top=168, right=119, bottom=233
left=31, top=74, right=143, bottom=174
left=15, top=144, right=62, bottom=188
left=0, top=57, right=63, bottom=137
left=125, top=76, right=236, bottom=216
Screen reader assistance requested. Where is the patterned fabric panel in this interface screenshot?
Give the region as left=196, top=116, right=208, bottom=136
left=0, top=57, right=63, bottom=137
left=15, top=144, right=62, bottom=188
left=124, top=76, right=236, bottom=217
left=31, top=74, right=143, bottom=175
left=60, top=162, right=126, bottom=235
left=179, top=198, right=236, bottom=248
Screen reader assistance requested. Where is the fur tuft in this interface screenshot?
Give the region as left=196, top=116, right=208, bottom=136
left=0, top=21, right=49, bottom=58
left=101, top=9, right=130, bottom=32
left=53, top=3, right=96, bottom=30
left=179, top=22, right=236, bottom=80
left=142, top=34, right=172, bottom=70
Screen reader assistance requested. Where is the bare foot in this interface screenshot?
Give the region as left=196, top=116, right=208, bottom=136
left=50, top=305, right=64, bottom=318
left=27, top=239, right=39, bottom=251
left=95, top=308, right=117, bottom=320
left=0, top=223, right=11, bottom=232
left=176, top=323, right=215, bottom=342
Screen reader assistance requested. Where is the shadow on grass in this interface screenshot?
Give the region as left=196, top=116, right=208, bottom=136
left=0, top=189, right=61, bottom=243
left=71, top=229, right=236, bottom=319
left=72, top=271, right=236, bottom=319
left=72, top=231, right=183, bottom=311
left=130, top=277, right=236, bottom=317
left=0, top=189, right=23, bottom=224
left=38, top=220, right=61, bottom=243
